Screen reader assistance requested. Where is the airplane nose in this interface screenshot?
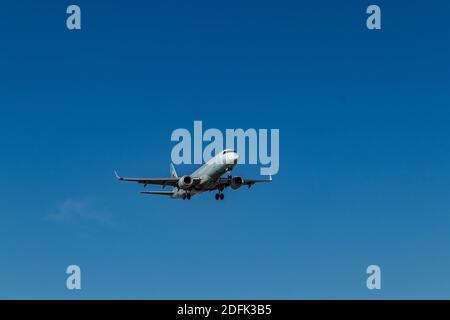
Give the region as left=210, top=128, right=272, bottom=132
left=223, top=151, right=239, bottom=165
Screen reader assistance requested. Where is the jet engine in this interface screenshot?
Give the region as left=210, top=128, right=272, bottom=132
left=230, top=176, right=244, bottom=190
left=178, top=175, right=194, bottom=190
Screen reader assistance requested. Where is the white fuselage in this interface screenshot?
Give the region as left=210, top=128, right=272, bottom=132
left=171, top=150, right=239, bottom=199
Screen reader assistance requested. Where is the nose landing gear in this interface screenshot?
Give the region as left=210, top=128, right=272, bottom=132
left=225, top=167, right=233, bottom=180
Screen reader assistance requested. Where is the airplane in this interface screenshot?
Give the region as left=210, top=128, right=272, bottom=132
left=114, top=149, right=272, bottom=200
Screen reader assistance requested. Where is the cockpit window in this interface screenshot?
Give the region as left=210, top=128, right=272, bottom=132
left=222, top=150, right=235, bottom=155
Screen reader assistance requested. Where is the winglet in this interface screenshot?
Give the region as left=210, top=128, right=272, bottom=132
left=114, top=170, right=123, bottom=180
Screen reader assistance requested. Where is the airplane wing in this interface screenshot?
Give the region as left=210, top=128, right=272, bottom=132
left=114, top=170, right=179, bottom=187
left=218, top=175, right=273, bottom=188
left=141, top=191, right=174, bottom=196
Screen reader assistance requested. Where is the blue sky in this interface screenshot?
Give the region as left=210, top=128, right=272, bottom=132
left=0, top=0, right=450, bottom=299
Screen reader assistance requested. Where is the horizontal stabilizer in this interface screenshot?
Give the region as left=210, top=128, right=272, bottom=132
left=140, top=191, right=174, bottom=196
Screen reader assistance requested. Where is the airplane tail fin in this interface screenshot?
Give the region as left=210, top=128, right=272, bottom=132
left=170, top=163, right=179, bottom=192
left=170, top=163, right=178, bottom=178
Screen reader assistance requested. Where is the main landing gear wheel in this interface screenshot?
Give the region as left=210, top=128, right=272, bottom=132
left=182, top=193, right=191, bottom=200
left=215, top=193, right=225, bottom=200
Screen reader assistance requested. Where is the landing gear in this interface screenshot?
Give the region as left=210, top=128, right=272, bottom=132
left=225, top=167, right=233, bottom=179
left=215, top=192, right=225, bottom=200
left=182, top=192, right=192, bottom=200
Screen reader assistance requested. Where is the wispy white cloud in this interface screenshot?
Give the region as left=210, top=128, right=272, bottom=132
left=46, top=199, right=118, bottom=229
